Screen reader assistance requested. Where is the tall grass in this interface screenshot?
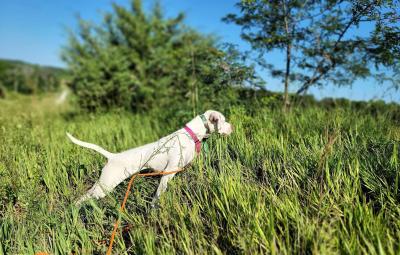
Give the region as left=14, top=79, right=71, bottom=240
left=0, top=95, right=399, bottom=254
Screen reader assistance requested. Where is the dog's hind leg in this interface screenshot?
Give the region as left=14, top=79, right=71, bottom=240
left=75, top=161, right=139, bottom=206
left=75, top=182, right=107, bottom=206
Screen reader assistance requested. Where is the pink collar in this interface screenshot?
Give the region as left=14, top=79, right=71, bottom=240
left=184, top=125, right=201, bottom=154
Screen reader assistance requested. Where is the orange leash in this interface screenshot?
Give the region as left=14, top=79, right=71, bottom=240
left=106, top=168, right=183, bottom=255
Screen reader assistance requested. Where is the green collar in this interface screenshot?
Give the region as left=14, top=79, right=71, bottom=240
left=200, top=114, right=210, bottom=134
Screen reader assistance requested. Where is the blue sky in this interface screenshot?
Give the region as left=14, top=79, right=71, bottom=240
left=0, top=0, right=398, bottom=102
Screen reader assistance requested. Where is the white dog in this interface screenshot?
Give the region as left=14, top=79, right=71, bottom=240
left=67, top=110, right=233, bottom=206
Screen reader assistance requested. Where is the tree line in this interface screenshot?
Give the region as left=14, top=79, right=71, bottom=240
left=3, top=0, right=398, bottom=111
left=63, top=0, right=399, bottom=113
left=0, top=59, right=65, bottom=97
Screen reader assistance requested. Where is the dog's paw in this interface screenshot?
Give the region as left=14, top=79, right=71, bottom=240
left=150, top=200, right=160, bottom=210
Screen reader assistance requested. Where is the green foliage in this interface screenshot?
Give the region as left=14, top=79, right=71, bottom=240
left=0, top=59, right=65, bottom=95
left=63, top=0, right=262, bottom=113
left=0, top=84, right=5, bottom=99
left=223, top=0, right=400, bottom=96
left=1, top=94, right=400, bottom=254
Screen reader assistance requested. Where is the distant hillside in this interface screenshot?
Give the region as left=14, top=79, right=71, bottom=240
left=0, top=59, right=66, bottom=96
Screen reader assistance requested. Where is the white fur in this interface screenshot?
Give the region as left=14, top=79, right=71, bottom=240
left=67, top=110, right=232, bottom=205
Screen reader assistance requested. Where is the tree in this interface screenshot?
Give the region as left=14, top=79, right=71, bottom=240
left=223, top=0, right=400, bottom=110
left=62, top=0, right=262, bottom=113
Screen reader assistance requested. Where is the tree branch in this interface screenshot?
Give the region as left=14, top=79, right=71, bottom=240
left=296, top=2, right=375, bottom=94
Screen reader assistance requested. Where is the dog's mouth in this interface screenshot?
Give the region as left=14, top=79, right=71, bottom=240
left=220, top=130, right=232, bottom=137
left=221, top=124, right=233, bottom=136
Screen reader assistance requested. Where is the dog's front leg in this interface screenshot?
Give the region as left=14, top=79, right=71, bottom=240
left=151, top=173, right=176, bottom=208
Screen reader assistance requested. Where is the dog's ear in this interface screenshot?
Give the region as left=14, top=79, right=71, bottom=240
left=209, top=112, right=221, bottom=124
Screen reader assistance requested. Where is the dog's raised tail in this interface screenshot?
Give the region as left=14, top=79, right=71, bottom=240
left=66, top=132, right=114, bottom=159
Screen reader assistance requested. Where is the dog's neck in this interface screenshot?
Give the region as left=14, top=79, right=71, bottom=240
left=185, top=116, right=208, bottom=141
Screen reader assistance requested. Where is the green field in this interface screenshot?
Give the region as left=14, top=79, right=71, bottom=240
left=0, top=94, right=399, bottom=254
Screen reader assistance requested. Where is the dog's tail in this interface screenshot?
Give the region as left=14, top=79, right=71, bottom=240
left=66, top=132, right=114, bottom=159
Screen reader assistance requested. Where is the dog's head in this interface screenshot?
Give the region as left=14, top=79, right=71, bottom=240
left=203, top=110, right=233, bottom=136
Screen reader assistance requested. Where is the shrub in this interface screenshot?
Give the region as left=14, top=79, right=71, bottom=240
left=62, top=0, right=262, bottom=113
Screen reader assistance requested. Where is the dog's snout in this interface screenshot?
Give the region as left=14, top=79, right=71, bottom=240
left=225, top=123, right=233, bottom=135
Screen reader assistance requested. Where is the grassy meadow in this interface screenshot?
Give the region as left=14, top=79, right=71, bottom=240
left=0, top=94, right=400, bottom=254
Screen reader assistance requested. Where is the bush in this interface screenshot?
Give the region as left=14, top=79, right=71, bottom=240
left=62, top=0, right=262, bottom=113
